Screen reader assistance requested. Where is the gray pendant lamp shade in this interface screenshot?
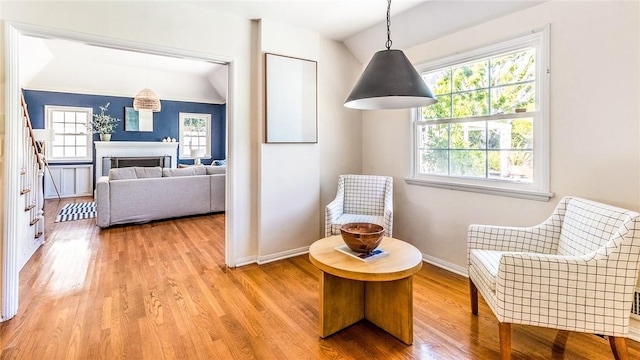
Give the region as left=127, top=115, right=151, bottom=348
left=344, top=0, right=437, bottom=110
left=344, top=49, right=437, bottom=110
left=133, top=88, right=162, bottom=112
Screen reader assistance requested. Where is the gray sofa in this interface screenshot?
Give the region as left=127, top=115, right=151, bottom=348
left=96, top=165, right=225, bottom=228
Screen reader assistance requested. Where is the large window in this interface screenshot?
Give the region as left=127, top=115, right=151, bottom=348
left=179, top=112, right=211, bottom=159
left=410, top=28, right=551, bottom=200
left=45, top=105, right=93, bottom=162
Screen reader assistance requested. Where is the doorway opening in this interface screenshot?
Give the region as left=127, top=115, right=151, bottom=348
left=2, top=22, right=234, bottom=321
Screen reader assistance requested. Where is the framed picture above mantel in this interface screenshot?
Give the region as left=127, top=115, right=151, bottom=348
left=265, top=53, right=317, bottom=143
left=125, top=107, right=153, bottom=132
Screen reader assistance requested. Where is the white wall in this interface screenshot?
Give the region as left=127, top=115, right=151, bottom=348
left=0, top=20, right=5, bottom=311
left=317, top=39, right=363, bottom=228
left=257, top=20, right=362, bottom=260
left=362, top=0, right=640, bottom=273
left=258, top=20, right=320, bottom=260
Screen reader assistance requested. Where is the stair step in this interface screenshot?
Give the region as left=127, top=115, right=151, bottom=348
left=21, top=188, right=31, bottom=195
left=34, top=232, right=43, bottom=239
left=30, top=218, right=40, bottom=226
left=25, top=203, right=36, bottom=211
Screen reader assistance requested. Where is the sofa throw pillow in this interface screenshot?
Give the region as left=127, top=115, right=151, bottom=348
left=163, top=167, right=196, bottom=177
left=134, top=166, right=162, bottom=178
left=212, top=159, right=226, bottom=166
left=206, top=165, right=226, bottom=175
left=109, top=167, right=137, bottom=180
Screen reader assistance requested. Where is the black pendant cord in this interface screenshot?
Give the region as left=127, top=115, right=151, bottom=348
left=385, top=0, right=392, bottom=50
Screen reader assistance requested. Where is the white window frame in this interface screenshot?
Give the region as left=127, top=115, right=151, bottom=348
left=45, top=105, right=93, bottom=163
left=178, top=112, right=212, bottom=159
left=406, top=26, right=552, bottom=201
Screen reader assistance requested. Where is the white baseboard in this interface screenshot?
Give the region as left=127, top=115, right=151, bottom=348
left=234, top=248, right=467, bottom=278
left=232, top=247, right=310, bottom=267
left=257, top=246, right=309, bottom=265
left=233, top=255, right=258, bottom=267
left=422, top=253, right=468, bottom=278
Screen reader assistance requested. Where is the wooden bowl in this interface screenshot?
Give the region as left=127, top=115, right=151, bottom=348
left=340, top=223, right=384, bottom=253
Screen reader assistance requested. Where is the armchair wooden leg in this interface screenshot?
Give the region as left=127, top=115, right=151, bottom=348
left=499, top=322, right=511, bottom=360
left=552, top=330, right=570, bottom=354
left=469, top=280, right=478, bottom=315
left=609, top=336, right=629, bottom=360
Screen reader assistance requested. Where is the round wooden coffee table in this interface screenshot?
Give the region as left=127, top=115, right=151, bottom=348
left=309, top=235, right=423, bottom=345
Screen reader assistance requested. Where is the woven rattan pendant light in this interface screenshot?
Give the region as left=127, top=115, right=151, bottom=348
left=133, top=88, right=161, bottom=112
left=134, top=55, right=161, bottom=112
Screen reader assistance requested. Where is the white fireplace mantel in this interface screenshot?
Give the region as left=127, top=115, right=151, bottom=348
left=94, top=141, right=179, bottom=178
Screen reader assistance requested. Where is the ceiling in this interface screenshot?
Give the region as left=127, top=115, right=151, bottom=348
left=20, top=36, right=229, bottom=104
left=188, top=0, right=427, bottom=41
left=19, top=0, right=542, bottom=103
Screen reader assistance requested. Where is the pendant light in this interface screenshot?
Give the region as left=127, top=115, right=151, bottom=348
left=133, top=88, right=161, bottom=112
left=344, top=0, right=437, bottom=110
left=133, top=55, right=162, bottom=112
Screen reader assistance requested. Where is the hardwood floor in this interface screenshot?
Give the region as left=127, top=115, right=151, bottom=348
left=2, top=197, right=639, bottom=359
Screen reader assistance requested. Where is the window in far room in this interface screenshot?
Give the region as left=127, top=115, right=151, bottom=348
left=179, top=112, right=211, bottom=159
left=45, top=105, right=93, bottom=162
left=409, top=27, right=551, bottom=201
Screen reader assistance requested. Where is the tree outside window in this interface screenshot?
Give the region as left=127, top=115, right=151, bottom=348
left=417, top=47, right=536, bottom=183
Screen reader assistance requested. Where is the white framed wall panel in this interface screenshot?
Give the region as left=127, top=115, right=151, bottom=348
left=44, top=165, right=93, bottom=199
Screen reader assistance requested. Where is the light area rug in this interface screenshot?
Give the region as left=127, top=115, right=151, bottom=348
left=55, top=202, right=96, bottom=222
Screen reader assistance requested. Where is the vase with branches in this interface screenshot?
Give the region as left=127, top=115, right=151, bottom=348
left=88, top=103, right=121, bottom=141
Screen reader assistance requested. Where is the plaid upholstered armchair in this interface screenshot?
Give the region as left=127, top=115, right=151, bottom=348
left=468, top=196, right=640, bottom=359
left=325, top=175, right=393, bottom=238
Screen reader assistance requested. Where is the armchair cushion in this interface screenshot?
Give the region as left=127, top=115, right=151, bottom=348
left=469, top=249, right=504, bottom=292
left=329, top=214, right=385, bottom=237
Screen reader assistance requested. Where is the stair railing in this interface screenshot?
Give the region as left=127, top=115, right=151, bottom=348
left=20, top=93, right=44, bottom=242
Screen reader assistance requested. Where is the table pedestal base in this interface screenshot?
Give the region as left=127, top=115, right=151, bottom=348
left=319, top=272, right=414, bottom=345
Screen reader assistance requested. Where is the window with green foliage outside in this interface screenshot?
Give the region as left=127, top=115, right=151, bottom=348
left=416, top=47, right=537, bottom=183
